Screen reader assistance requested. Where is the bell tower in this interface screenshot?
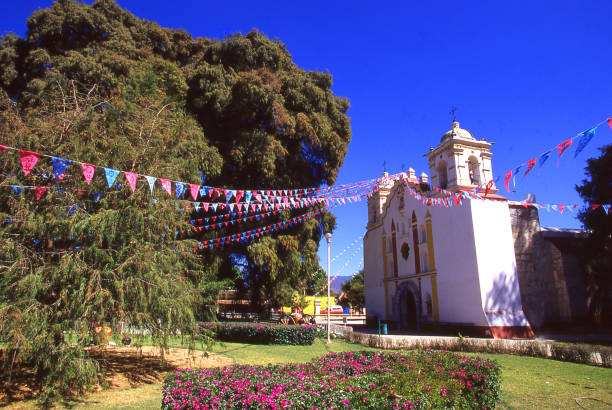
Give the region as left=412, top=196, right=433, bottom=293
left=367, top=171, right=394, bottom=228
left=425, top=121, right=497, bottom=194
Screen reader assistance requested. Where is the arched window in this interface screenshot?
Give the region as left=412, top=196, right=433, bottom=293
left=437, top=161, right=448, bottom=189
left=421, top=250, right=429, bottom=272
left=468, top=156, right=480, bottom=185
left=412, top=212, right=420, bottom=273
left=391, top=220, right=398, bottom=277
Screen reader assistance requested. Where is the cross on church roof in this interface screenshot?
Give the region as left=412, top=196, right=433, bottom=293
left=450, top=106, right=457, bottom=122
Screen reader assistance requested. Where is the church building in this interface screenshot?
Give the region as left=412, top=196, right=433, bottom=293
left=363, top=121, right=536, bottom=338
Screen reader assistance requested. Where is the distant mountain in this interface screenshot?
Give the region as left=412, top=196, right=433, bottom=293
left=331, top=276, right=354, bottom=293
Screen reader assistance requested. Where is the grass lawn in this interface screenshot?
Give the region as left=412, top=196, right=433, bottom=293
left=7, top=338, right=612, bottom=409
left=480, top=352, right=612, bottom=409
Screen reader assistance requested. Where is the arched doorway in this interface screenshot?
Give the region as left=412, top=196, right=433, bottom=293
left=393, top=281, right=421, bottom=331
left=400, top=291, right=417, bottom=329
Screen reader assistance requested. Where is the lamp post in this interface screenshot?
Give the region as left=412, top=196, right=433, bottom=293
left=325, top=232, right=332, bottom=344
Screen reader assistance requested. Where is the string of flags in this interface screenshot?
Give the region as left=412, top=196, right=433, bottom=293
left=314, top=244, right=364, bottom=297
left=0, top=143, right=392, bottom=202
left=331, top=235, right=364, bottom=263
left=399, top=180, right=610, bottom=215
left=185, top=209, right=326, bottom=249
left=491, top=117, right=611, bottom=193
left=2, top=116, right=610, bottom=257
left=8, top=208, right=326, bottom=254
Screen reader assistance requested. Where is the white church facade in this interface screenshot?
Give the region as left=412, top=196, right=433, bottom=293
left=363, top=121, right=535, bottom=338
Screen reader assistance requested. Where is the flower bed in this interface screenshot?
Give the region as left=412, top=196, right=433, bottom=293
left=200, top=322, right=318, bottom=346
left=162, top=350, right=501, bottom=409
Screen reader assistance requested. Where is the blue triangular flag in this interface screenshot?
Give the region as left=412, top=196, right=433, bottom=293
left=144, top=176, right=157, bottom=194
left=603, top=204, right=611, bottom=214
left=574, top=127, right=597, bottom=158
left=245, top=192, right=252, bottom=202
left=104, top=168, right=120, bottom=188
left=52, top=157, right=72, bottom=180
left=200, top=187, right=209, bottom=198
left=94, top=191, right=102, bottom=203
left=12, top=186, right=22, bottom=194
left=175, top=182, right=186, bottom=198
left=539, top=150, right=552, bottom=167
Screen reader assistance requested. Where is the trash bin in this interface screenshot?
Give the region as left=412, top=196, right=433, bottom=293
left=381, top=323, right=388, bottom=335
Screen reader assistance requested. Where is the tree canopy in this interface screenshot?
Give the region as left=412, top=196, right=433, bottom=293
left=576, top=144, right=612, bottom=327
left=0, top=0, right=350, bottom=403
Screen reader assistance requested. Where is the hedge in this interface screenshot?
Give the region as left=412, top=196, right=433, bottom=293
left=162, top=350, right=501, bottom=409
left=199, top=322, right=318, bottom=345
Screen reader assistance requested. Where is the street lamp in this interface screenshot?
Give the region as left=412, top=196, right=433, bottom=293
left=325, top=232, right=332, bottom=344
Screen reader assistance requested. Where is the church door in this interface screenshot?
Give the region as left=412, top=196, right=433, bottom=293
left=400, top=290, right=417, bottom=330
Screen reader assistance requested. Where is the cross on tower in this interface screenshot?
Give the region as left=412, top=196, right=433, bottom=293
left=449, top=106, right=457, bottom=122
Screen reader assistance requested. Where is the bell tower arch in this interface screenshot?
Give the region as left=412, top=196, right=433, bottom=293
left=425, top=121, right=497, bottom=194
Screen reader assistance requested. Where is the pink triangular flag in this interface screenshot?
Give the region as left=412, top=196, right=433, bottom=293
left=124, top=172, right=139, bottom=193
left=189, top=184, right=200, bottom=201
left=202, top=202, right=209, bottom=212
left=81, top=163, right=96, bottom=185
left=0, top=145, right=7, bottom=155
left=35, top=186, right=47, bottom=200
left=159, top=178, right=172, bottom=195
left=19, top=150, right=41, bottom=176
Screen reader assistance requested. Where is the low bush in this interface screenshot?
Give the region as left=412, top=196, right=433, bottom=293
left=199, top=322, right=318, bottom=345
left=162, top=350, right=501, bottom=409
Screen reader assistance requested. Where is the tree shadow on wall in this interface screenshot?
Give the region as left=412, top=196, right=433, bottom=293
left=483, top=271, right=528, bottom=327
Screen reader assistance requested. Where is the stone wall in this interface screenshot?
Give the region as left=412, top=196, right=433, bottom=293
left=509, top=204, right=589, bottom=329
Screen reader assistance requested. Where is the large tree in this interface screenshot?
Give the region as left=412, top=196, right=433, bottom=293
left=576, top=144, right=612, bottom=327
left=0, top=0, right=350, bottom=403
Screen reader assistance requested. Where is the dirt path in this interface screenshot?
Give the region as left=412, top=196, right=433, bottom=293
left=0, top=346, right=233, bottom=408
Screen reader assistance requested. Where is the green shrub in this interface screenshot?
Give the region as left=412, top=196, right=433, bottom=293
left=199, top=322, right=317, bottom=345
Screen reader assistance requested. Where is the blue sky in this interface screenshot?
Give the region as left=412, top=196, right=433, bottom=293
left=2, top=1, right=611, bottom=279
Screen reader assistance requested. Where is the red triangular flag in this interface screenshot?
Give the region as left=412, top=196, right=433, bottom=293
left=525, top=158, right=537, bottom=175
left=124, top=172, right=138, bottom=193
left=19, top=150, right=41, bottom=176
left=559, top=204, right=565, bottom=213
left=159, top=178, right=172, bottom=195
left=0, top=145, right=7, bottom=155
left=608, top=117, right=612, bottom=129
left=81, top=163, right=96, bottom=185
left=189, top=184, right=200, bottom=201
left=35, top=186, right=47, bottom=200
left=557, top=139, right=573, bottom=157
left=504, top=171, right=512, bottom=192
left=235, top=190, right=244, bottom=203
